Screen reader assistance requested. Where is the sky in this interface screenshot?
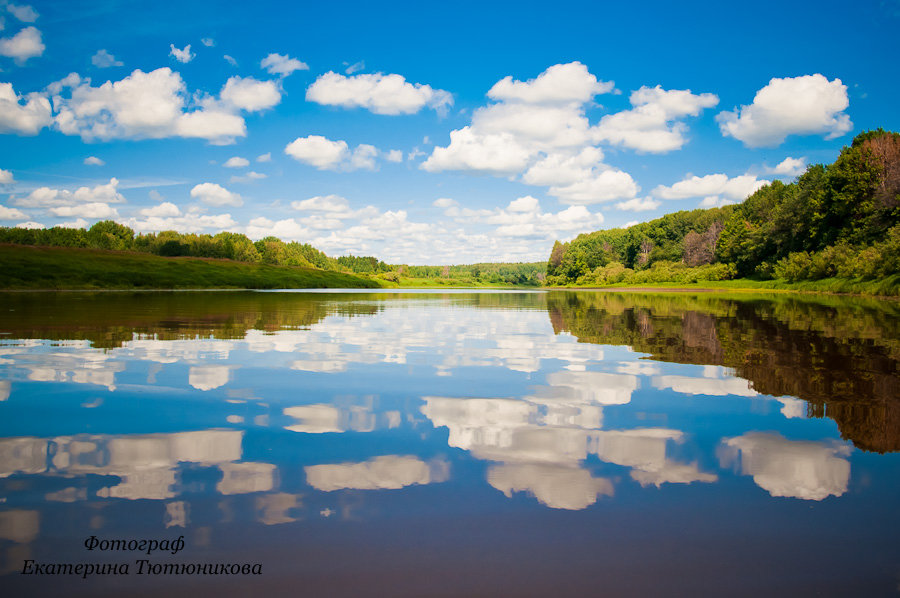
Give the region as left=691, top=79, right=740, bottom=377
left=1, top=0, right=898, bottom=264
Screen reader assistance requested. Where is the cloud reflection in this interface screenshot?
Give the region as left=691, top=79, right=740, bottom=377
left=720, top=432, right=851, bottom=500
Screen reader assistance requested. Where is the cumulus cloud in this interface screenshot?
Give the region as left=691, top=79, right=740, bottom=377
left=260, top=53, right=308, bottom=77
left=0, top=205, right=27, bottom=219
left=229, top=171, right=266, bottom=183
left=84, top=156, right=104, bottom=166
left=91, top=49, right=122, bottom=68
left=0, top=168, right=13, bottom=184
left=284, top=135, right=381, bottom=171
left=126, top=208, right=237, bottom=234
left=385, top=149, right=403, bottom=163
left=201, top=38, right=215, bottom=47
left=0, top=81, right=51, bottom=134
left=12, top=178, right=125, bottom=208
left=6, top=4, right=38, bottom=22
left=190, top=183, right=242, bottom=207
left=306, top=71, right=452, bottom=115
left=138, top=202, right=180, bottom=217
left=488, top=61, right=614, bottom=105
left=223, top=156, right=249, bottom=168
left=422, top=62, right=638, bottom=204
left=256, top=152, right=271, bottom=162
left=219, top=76, right=281, bottom=112
left=169, top=44, right=194, bottom=63
left=0, top=25, right=43, bottom=63
left=60, top=217, right=88, bottom=229
left=653, top=173, right=769, bottom=202
left=290, top=194, right=352, bottom=213
left=767, top=156, right=807, bottom=177
left=49, top=202, right=119, bottom=219
left=717, top=74, right=852, bottom=147
left=49, top=68, right=280, bottom=144
left=593, top=85, right=719, bottom=153
left=616, top=196, right=661, bottom=212
left=15, top=220, right=43, bottom=228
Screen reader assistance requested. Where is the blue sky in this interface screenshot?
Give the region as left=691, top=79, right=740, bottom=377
left=1, top=0, right=898, bottom=263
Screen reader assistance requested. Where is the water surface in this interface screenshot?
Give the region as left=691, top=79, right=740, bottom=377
left=1, top=290, right=898, bottom=597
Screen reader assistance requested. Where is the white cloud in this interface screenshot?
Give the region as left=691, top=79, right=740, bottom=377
left=421, top=126, right=533, bottom=176
left=284, top=135, right=348, bottom=169
left=223, top=55, right=237, bottom=67
left=344, top=60, right=364, bottom=74
left=49, top=68, right=279, bottom=144
left=767, top=156, right=807, bottom=177
left=91, top=49, right=122, bottom=68
left=386, top=149, right=403, bottom=163
left=223, top=156, right=249, bottom=168
left=6, top=4, right=38, bottom=22
left=200, top=38, right=215, bottom=47
left=219, top=76, right=281, bottom=112
left=432, top=197, right=457, bottom=209
left=190, top=182, right=242, bottom=207
left=487, top=61, right=614, bottom=105
left=169, top=44, right=194, bottom=64
left=284, top=135, right=380, bottom=171
left=138, top=202, right=181, bottom=217
left=593, top=85, right=719, bottom=153
left=349, top=144, right=377, bottom=170
left=653, top=173, right=769, bottom=201
left=0, top=205, right=27, bottom=219
left=15, top=220, right=43, bottom=228
left=616, top=196, right=661, bottom=212
left=290, top=194, right=352, bottom=213
left=13, top=178, right=126, bottom=208
left=229, top=171, right=266, bottom=183
left=260, top=53, right=308, bottom=77
left=0, top=168, right=13, bottom=184
left=84, top=156, right=105, bottom=166
left=717, top=74, right=852, bottom=147
left=422, top=62, right=638, bottom=204
left=49, top=202, right=119, bottom=219
left=127, top=211, right=237, bottom=234
left=0, top=26, right=43, bottom=63
left=256, top=152, right=271, bottom=162
left=0, top=81, right=51, bottom=134
left=306, top=71, right=452, bottom=115
left=60, top=217, right=88, bottom=229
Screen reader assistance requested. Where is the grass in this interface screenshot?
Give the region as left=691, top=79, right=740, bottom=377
left=0, top=244, right=382, bottom=290
left=553, top=275, right=900, bottom=297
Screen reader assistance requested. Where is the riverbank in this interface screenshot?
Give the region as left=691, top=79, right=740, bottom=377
left=549, top=276, right=900, bottom=297
left=0, top=244, right=381, bottom=290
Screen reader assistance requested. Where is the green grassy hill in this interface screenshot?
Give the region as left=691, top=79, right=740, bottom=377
left=0, top=244, right=382, bottom=290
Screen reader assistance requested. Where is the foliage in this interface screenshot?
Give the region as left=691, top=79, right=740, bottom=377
left=0, top=245, right=381, bottom=290
left=548, top=129, right=900, bottom=288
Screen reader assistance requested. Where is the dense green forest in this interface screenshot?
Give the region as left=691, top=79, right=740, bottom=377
left=546, top=130, right=900, bottom=290
left=0, top=222, right=543, bottom=288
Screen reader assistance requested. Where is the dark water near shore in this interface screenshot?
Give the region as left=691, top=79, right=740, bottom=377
left=1, top=289, right=899, bottom=597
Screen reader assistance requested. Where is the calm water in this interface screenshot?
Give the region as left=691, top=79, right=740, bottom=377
left=1, top=290, right=899, bottom=597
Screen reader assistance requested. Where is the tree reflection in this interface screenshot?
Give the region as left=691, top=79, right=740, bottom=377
left=546, top=291, right=900, bottom=452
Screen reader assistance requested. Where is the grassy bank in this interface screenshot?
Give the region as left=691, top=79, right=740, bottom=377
left=0, top=244, right=382, bottom=290
left=553, top=275, right=900, bottom=297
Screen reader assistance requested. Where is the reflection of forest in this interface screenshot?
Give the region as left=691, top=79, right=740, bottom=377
left=546, top=291, right=900, bottom=453
left=0, top=292, right=382, bottom=349
left=0, top=291, right=548, bottom=350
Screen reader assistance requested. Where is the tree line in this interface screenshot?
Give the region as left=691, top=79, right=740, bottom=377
left=546, top=129, right=900, bottom=285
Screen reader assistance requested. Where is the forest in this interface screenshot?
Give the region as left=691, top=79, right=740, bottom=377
left=546, top=129, right=900, bottom=291
left=0, top=221, right=544, bottom=287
